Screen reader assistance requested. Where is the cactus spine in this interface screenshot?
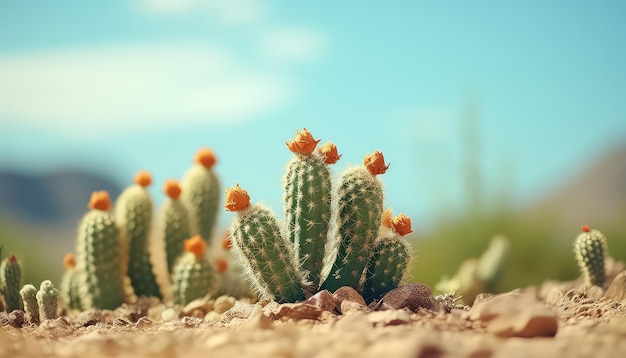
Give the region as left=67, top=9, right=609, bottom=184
left=116, top=170, right=162, bottom=299
left=60, top=253, right=81, bottom=310
left=284, top=130, right=339, bottom=287
left=159, top=180, right=192, bottom=275
left=574, top=225, right=608, bottom=288
left=75, top=191, right=125, bottom=309
left=172, top=235, right=217, bottom=305
left=20, top=284, right=39, bottom=324
left=362, top=211, right=413, bottom=303
left=0, top=254, right=22, bottom=311
left=320, top=151, right=389, bottom=293
left=226, top=184, right=306, bottom=302
left=181, top=148, right=221, bottom=243
left=36, top=280, right=59, bottom=321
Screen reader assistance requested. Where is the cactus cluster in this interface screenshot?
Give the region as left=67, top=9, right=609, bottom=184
left=574, top=225, right=608, bottom=288
left=225, top=128, right=414, bottom=303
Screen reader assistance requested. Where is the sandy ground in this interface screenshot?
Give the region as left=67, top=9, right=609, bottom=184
left=3, top=261, right=626, bottom=357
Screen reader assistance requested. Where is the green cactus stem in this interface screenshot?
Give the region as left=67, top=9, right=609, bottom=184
left=574, top=225, right=608, bottom=288
left=320, top=151, right=389, bottom=293
left=36, top=280, right=59, bottom=321
left=1, top=254, right=23, bottom=312
left=75, top=191, right=125, bottom=310
left=115, top=170, right=162, bottom=299
left=159, top=180, right=192, bottom=275
left=20, top=284, right=39, bottom=324
left=284, top=130, right=339, bottom=287
left=362, top=211, right=413, bottom=303
left=226, top=184, right=306, bottom=303
left=60, top=253, right=81, bottom=310
left=181, top=148, right=221, bottom=243
left=172, top=235, right=218, bottom=305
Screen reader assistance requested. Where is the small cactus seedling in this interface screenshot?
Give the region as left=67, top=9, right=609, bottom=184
left=181, top=148, right=221, bottom=243
left=60, top=253, right=81, bottom=310
left=20, top=284, right=39, bottom=324
left=116, top=170, right=162, bottom=299
left=159, top=180, right=192, bottom=275
left=0, top=254, right=22, bottom=312
left=574, top=225, right=608, bottom=288
left=36, top=280, right=59, bottom=321
left=172, top=235, right=218, bottom=305
left=75, top=191, right=125, bottom=310
left=226, top=184, right=307, bottom=302
left=320, top=151, right=388, bottom=293
left=284, top=129, right=339, bottom=287
left=362, top=211, right=413, bottom=303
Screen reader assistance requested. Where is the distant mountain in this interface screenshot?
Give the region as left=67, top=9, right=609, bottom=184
left=0, top=169, right=123, bottom=225
left=520, top=145, right=626, bottom=231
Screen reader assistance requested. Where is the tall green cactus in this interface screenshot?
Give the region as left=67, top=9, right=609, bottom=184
left=75, top=191, right=125, bottom=310
left=115, top=170, right=162, bottom=299
left=36, top=280, right=59, bottom=321
left=159, top=180, right=192, bottom=275
left=320, top=151, right=389, bottom=293
left=1, top=254, right=22, bottom=312
left=574, top=225, right=608, bottom=288
left=226, top=184, right=306, bottom=303
left=362, top=211, right=413, bottom=303
left=60, top=253, right=81, bottom=310
left=181, top=148, right=221, bottom=243
left=284, top=129, right=340, bottom=287
left=172, top=235, right=217, bottom=305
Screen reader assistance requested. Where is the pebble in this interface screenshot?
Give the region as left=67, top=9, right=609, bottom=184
left=161, top=308, right=178, bottom=322
left=204, top=311, right=222, bottom=322
left=214, top=296, right=236, bottom=314
left=605, top=270, right=626, bottom=301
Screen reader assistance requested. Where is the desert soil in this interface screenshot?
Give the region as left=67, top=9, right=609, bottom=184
left=2, top=259, right=626, bottom=358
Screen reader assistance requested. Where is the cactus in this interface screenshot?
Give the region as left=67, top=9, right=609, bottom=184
left=116, top=170, right=162, bottom=299
left=60, top=253, right=81, bottom=310
left=226, top=184, right=307, bottom=302
left=320, top=151, right=389, bottom=293
left=0, top=254, right=22, bottom=312
left=36, top=280, right=59, bottom=321
left=215, top=232, right=254, bottom=298
left=362, top=211, right=413, bottom=303
left=159, top=180, right=192, bottom=275
left=574, top=225, right=608, bottom=288
left=172, top=235, right=218, bottom=305
left=284, top=129, right=340, bottom=287
left=20, top=284, right=39, bottom=324
left=181, top=148, right=221, bottom=243
left=75, top=191, right=125, bottom=310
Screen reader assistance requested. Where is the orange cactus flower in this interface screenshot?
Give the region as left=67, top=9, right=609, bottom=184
left=184, top=235, right=206, bottom=258
left=63, top=253, right=76, bottom=269
left=364, top=150, right=390, bottom=176
left=216, top=258, right=228, bottom=273
left=195, top=147, right=217, bottom=169
left=88, top=191, right=111, bottom=211
left=8, top=255, right=17, bottom=263
left=163, top=180, right=182, bottom=200
left=134, top=170, right=152, bottom=188
left=391, top=213, right=413, bottom=236
left=286, top=128, right=321, bottom=155
left=318, top=141, right=342, bottom=164
left=382, top=209, right=394, bottom=229
left=221, top=232, right=232, bottom=250
left=582, top=225, right=590, bottom=233
left=224, top=183, right=250, bottom=212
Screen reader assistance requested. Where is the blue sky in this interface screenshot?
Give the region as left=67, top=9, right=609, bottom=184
left=1, top=1, right=625, bottom=232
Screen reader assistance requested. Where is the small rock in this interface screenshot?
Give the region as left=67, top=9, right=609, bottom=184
left=223, top=301, right=256, bottom=321
left=268, top=302, right=324, bottom=321
left=333, top=286, right=366, bottom=306
left=366, top=309, right=411, bottom=326
left=213, top=295, right=236, bottom=314
left=239, top=312, right=274, bottom=330
left=373, top=283, right=434, bottom=312
left=113, top=318, right=131, bottom=327
left=605, top=270, right=626, bottom=301
left=306, top=290, right=338, bottom=312
left=545, top=287, right=565, bottom=306
left=182, top=297, right=214, bottom=316
left=161, top=308, right=178, bottom=322
left=135, top=316, right=153, bottom=328
left=180, top=316, right=203, bottom=327
left=340, top=300, right=371, bottom=314
left=75, top=310, right=101, bottom=327
left=7, top=310, right=25, bottom=328
left=204, top=311, right=222, bottom=322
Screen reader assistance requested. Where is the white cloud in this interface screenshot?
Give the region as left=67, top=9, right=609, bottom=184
left=0, top=43, right=292, bottom=138
left=258, top=28, right=328, bottom=64
left=136, top=0, right=266, bottom=24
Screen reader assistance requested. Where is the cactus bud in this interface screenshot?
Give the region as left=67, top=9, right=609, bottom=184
left=364, top=150, right=390, bottom=175
left=224, top=184, right=250, bottom=212
left=163, top=180, right=182, bottom=200
left=195, top=147, right=217, bottom=169
left=286, top=128, right=321, bottom=155
left=391, top=214, right=413, bottom=236
left=318, top=141, right=341, bottom=164
left=133, top=170, right=152, bottom=188
left=87, top=191, right=111, bottom=211
left=184, top=235, right=206, bottom=258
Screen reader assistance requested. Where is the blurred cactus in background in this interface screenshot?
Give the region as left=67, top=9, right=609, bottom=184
left=20, top=284, right=39, bottom=324
left=60, top=253, right=81, bottom=310
left=1, top=253, right=22, bottom=312
left=75, top=191, right=125, bottom=310
left=181, top=148, right=221, bottom=243
left=215, top=232, right=254, bottom=299
left=574, top=225, right=608, bottom=288
left=36, top=280, right=59, bottom=321
left=159, top=179, right=192, bottom=275
left=172, top=235, right=218, bottom=305
left=115, top=170, right=162, bottom=299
